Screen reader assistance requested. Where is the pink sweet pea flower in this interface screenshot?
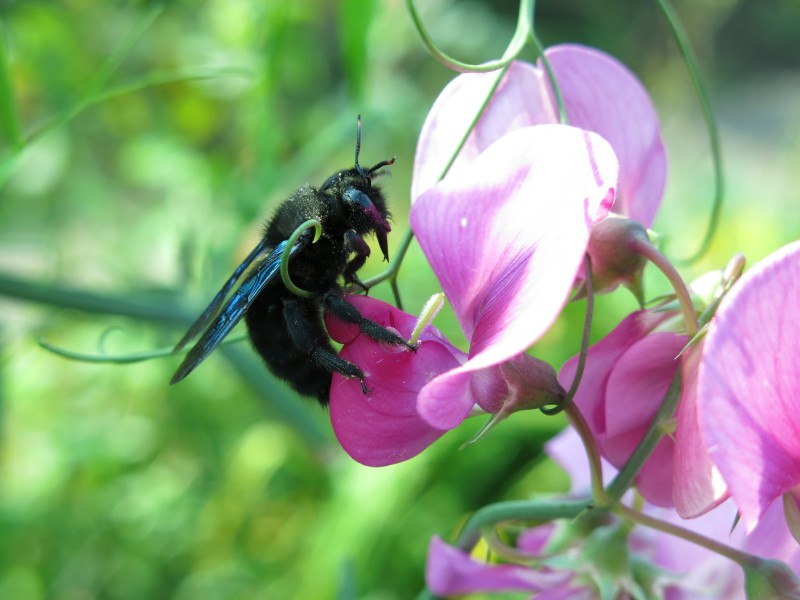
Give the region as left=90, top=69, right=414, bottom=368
left=695, top=241, right=800, bottom=533
left=411, top=124, right=617, bottom=431
left=559, top=310, right=688, bottom=506
left=412, top=44, right=666, bottom=228
left=327, top=124, right=616, bottom=466
left=326, top=295, right=564, bottom=466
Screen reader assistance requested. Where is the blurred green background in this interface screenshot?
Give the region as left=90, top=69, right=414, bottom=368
left=0, top=0, right=798, bottom=598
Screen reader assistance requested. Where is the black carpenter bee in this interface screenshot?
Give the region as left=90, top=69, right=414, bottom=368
left=171, top=116, right=414, bottom=404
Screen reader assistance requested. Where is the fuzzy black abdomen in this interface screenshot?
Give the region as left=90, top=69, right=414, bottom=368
left=244, top=281, right=333, bottom=403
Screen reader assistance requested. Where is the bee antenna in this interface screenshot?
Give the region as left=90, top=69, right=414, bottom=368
left=355, top=115, right=367, bottom=178
left=367, top=156, right=396, bottom=176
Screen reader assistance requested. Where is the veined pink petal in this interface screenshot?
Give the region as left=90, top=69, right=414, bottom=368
left=412, top=45, right=665, bottom=227
left=560, top=310, right=671, bottom=441
left=412, top=124, right=617, bottom=429
left=544, top=45, right=666, bottom=227
left=326, top=296, right=466, bottom=466
left=674, top=341, right=730, bottom=517
left=698, top=241, right=800, bottom=531
left=411, top=61, right=556, bottom=201
left=426, top=536, right=572, bottom=596
left=602, top=332, right=687, bottom=507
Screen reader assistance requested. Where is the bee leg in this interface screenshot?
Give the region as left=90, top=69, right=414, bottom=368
left=323, top=292, right=418, bottom=352
left=282, top=298, right=371, bottom=393
left=343, top=230, right=370, bottom=291
left=312, top=350, right=372, bottom=394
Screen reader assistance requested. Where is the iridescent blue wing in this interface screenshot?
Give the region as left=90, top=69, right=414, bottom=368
left=170, top=239, right=294, bottom=384
left=173, top=237, right=271, bottom=354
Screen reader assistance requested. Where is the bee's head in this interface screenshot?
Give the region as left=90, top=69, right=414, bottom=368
left=325, top=116, right=394, bottom=261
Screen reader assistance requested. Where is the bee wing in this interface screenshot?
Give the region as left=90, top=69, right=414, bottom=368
left=173, top=237, right=272, bottom=353
left=170, top=239, right=295, bottom=384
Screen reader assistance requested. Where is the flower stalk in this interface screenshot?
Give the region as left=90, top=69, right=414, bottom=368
left=633, top=237, right=700, bottom=336
left=605, top=370, right=682, bottom=504
left=615, top=503, right=754, bottom=566
left=655, top=0, right=724, bottom=264
left=405, top=0, right=534, bottom=73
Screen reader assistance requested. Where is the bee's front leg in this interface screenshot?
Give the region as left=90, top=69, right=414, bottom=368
left=342, top=229, right=371, bottom=292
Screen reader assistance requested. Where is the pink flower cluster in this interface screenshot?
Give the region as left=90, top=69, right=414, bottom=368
left=427, top=428, right=800, bottom=598
left=323, top=44, right=800, bottom=596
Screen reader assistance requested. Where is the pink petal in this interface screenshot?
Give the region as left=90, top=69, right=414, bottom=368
left=412, top=46, right=665, bottom=227
left=674, top=341, right=729, bottom=517
left=412, top=124, right=617, bottom=429
left=560, top=310, right=670, bottom=441
left=698, top=241, right=800, bottom=531
left=544, top=45, right=666, bottom=227
left=412, top=61, right=556, bottom=201
left=602, top=332, right=687, bottom=506
left=326, top=296, right=466, bottom=466
left=426, top=537, right=572, bottom=596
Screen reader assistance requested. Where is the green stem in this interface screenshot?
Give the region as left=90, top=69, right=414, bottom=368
left=656, top=0, right=724, bottom=264
left=605, top=370, right=682, bottom=504
left=529, top=29, right=568, bottom=125
left=547, top=258, right=603, bottom=503
left=280, top=219, right=322, bottom=298
left=363, top=64, right=510, bottom=296
left=541, top=254, right=594, bottom=416
left=567, top=404, right=608, bottom=506
left=38, top=333, right=249, bottom=364
left=417, top=496, right=593, bottom=600
left=361, top=228, right=413, bottom=301
left=406, top=0, right=534, bottom=73
left=455, top=497, right=591, bottom=550
left=0, top=271, right=191, bottom=323
left=633, top=237, right=700, bottom=336
left=616, top=504, right=754, bottom=566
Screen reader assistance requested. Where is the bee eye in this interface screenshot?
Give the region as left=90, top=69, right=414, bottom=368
left=343, top=188, right=372, bottom=210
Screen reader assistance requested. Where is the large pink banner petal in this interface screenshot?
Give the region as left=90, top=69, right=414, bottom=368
left=412, top=45, right=665, bottom=227
left=698, top=241, right=800, bottom=531
left=411, top=124, right=618, bottom=429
